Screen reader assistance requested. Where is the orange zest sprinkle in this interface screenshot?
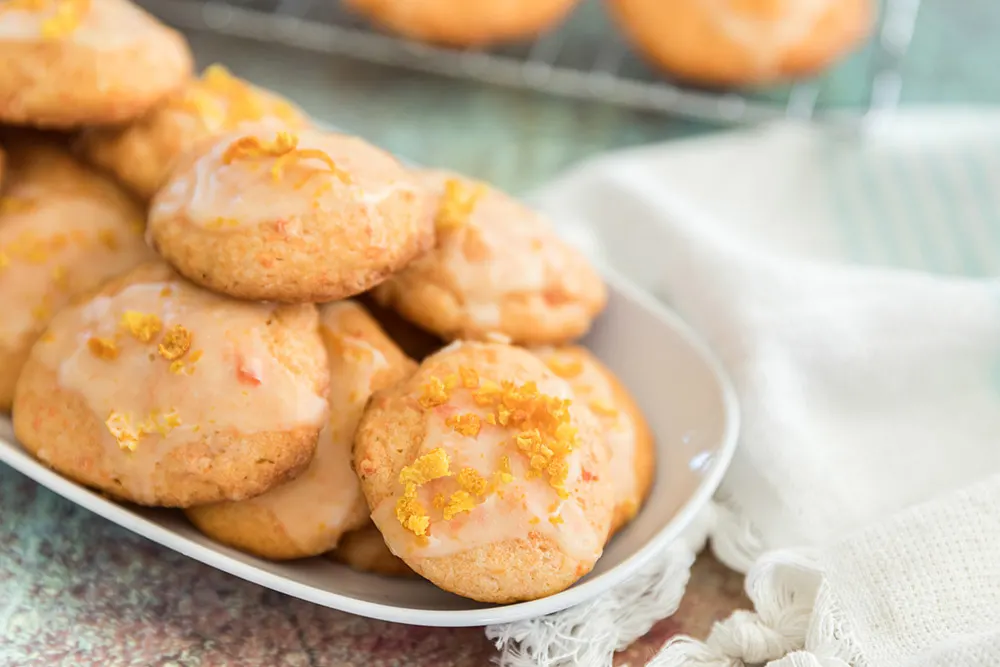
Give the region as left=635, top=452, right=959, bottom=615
left=399, top=448, right=451, bottom=486
left=436, top=178, right=486, bottom=232
left=105, top=411, right=140, bottom=451
left=548, top=515, right=564, bottom=526
left=221, top=132, right=351, bottom=186
left=445, top=413, right=481, bottom=438
left=545, top=356, right=584, bottom=379
left=120, top=311, right=162, bottom=343
left=456, top=467, right=487, bottom=497
left=588, top=398, right=619, bottom=418
left=180, top=64, right=304, bottom=130
left=87, top=337, right=119, bottom=361
left=40, top=0, right=90, bottom=39
left=418, top=376, right=450, bottom=409
left=458, top=366, right=479, bottom=389
left=51, top=265, right=69, bottom=290
left=442, top=490, right=476, bottom=521
left=158, top=325, right=192, bottom=361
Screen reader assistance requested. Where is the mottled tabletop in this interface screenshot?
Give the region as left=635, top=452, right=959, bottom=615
left=2, top=1, right=997, bottom=664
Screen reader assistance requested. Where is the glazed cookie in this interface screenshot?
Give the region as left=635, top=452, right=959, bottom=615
left=373, top=171, right=607, bottom=345
left=354, top=341, right=614, bottom=603
left=608, top=0, right=873, bottom=86
left=329, top=523, right=415, bottom=578
left=0, top=0, right=192, bottom=127
left=149, top=128, right=433, bottom=303
left=532, top=346, right=654, bottom=535
left=186, top=301, right=416, bottom=560
left=77, top=64, right=310, bottom=201
left=12, top=262, right=329, bottom=507
left=0, top=141, right=154, bottom=410
left=344, top=0, right=579, bottom=47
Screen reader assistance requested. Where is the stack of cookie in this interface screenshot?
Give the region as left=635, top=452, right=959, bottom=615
left=1, top=0, right=654, bottom=604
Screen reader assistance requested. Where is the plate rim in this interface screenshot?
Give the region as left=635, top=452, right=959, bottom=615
left=0, top=266, right=739, bottom=627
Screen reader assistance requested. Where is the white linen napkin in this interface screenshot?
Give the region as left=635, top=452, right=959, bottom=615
left=490, top=110, right=1000, bottom=666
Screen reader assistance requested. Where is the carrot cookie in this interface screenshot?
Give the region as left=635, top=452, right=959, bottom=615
left=12, top=262, right=329, bottom=507
left=354, top=341, right=614, bottom=603
left=77, top=64, right=310, bottom=201
left=329, top=523, right=415, bottom=578
left=372, top=171, right=606, bottom=345
left=532, top=346, right=654, bottom=535
left=344, top=0, right=579, bottom=47
left=0, top=0, right=192, bottom=128
left=0, top=140, right=154, bottom=410
left=608, top=0, right=873, bottom=86
left=186, top=301, right=416, bottom=560
left=148, top=127, right=433, bottom=303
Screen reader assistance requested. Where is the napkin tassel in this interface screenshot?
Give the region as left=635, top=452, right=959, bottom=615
left=649, top=550, right=860, bottom=667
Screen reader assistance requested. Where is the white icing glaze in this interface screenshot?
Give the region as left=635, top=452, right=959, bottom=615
left=0, top=195, right=150, bottom=351
left=227, top=302, right=391, bottom=551
left=0, top=0, right=160, bottom=49
left=150, top=128, right=418, bottom=231
left=370, top=374, right=605, bottom=563
left=702, top=0, right=837, bottom=67
left=405, top=171, right=592, bottom=322
left=35, top=279, right=327, bottom=504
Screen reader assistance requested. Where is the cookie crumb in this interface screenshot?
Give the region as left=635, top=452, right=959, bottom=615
left=87, top=336, right=119, bottom=361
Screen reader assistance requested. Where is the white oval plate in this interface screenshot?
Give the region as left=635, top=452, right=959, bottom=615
left=0, top=266, right=738, bottom=627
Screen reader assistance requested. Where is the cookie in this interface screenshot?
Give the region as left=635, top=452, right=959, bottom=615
left=12, top=262, right=329, bottom=507
left=532, top=346, right=654, bottom=535
left=329, top=523, right=415, bottom=578
left=0, top=0, right=192, bottom=128
left=76, top=64, right=310, bottom=201
left=148, top=127, right=434, bottom=303
left=0, top=139, right=154, bottom=410
left=357, top=293, right=443, bottom=362
left=354, top=341, right=613, bottom=603
left=608, top=0, right=873, bottom=86
left=186, top=301, right=416, bottom=560
left=344, top=0, right=579, bottom=47
left=373, top=171, right=606, bottom=345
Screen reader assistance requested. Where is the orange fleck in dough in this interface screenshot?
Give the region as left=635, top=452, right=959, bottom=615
left=120, top=311, right=162, bottom=343
left=87, top=337, right=118, bottom=361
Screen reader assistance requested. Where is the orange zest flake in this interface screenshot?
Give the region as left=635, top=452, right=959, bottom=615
left=181, top=64, right=303, bottom=130
left=456, top=467, right=487, bottom=497
left=588, top=398, right=619, bottom=418
left=40, top=0, right=91, bottom=39
left=418, top=376, right=450, bottom=409
left=529, top=516, right=541, bottom=525
left=445, top=413, right=481, bottom=438
left=0, top=252, right=8, bottom=271
left=458, top=365, right=479, bottom=389
left=221, top=132, right=351, bottom=186
left=158, top=325, right=192, bottom=361
left=120, top=311, right=162, bottom=343
left=105, top=408, right=182, bottom=451
left=51, top=265, right=69, bottom=290
left=544, top=356, right=583, bottom=379
left=87, top=336, right=118, bottom=361
left=436, top=178, right=486, bottom=232
left=396, top=448, right=452, bottom=537
left=0, top=197, right=36, bottom=215
left=159, top=286, right=174, bottom=298
left=548, top=515, right=564, bottom=526
left=97, top=229, right=118, bottom=250
left=204, top=217, right=240, bottom=231
left=442, top=490, right=476, bottom=521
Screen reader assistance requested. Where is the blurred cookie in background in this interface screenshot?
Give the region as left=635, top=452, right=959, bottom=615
left=608, top=0, right=874, bottom=86
left=344, top=0, right=580, bottom=47
left=0, top=0, right=192, bottom=128
left=329, top=523, right=416, bottom=578
left=77, top=64, right=311, bottom=201
left=0, top=138, right=155, bottom=410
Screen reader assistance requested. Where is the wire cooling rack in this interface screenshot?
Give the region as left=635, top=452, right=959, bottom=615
left=138, top=0, right=923, bottom=125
